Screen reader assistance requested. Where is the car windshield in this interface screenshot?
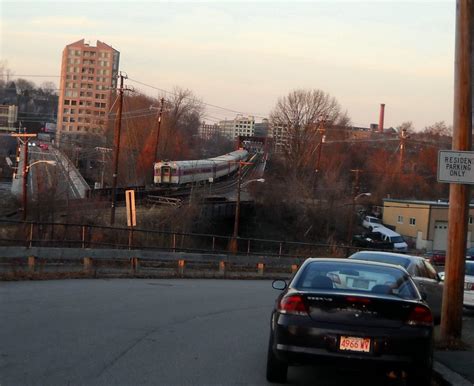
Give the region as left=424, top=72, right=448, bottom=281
left=294, top=261, right=418, bottom=300
left=392, top=236, right=405, bottom=243
left=349, top=252, right=411, bottom=269
left=466, top=262, right=474, bottom=276
left=369, top=218, right=381, bottom=223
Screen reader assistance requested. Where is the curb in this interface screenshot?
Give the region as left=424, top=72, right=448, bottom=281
left=434, top=361, right=473, bottom=386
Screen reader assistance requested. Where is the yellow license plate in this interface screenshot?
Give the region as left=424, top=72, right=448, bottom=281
left=339, top=336, right=371, bottom=352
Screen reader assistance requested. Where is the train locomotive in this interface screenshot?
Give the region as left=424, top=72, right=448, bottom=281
left=154, top=149, right=249, bottom=186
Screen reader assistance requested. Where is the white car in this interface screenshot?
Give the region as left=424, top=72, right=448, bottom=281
left=362, top=216, right=382, bottom=230
left=439, top=260, right=474, bottom=309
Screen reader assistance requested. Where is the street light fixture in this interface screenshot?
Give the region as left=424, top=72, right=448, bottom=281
left=229, top=163, right=265, bottom=253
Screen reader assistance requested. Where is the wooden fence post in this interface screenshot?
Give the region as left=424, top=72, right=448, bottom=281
left=83, top=257, right=93, bottom=273
left=257, top=262, right=265, bottom=276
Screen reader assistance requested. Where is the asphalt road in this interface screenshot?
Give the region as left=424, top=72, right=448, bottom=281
left=0, top=279, right=439, bottom=386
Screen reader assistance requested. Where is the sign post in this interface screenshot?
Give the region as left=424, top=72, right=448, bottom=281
left=125, top=189, right=136, bottom=249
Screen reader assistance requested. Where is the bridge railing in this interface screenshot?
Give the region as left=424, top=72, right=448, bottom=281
left=0, top=219, right=356, bottom=259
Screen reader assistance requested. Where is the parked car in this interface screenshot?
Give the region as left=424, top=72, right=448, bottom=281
left=439, top=260, right=474, bottom=309
left=370, top=226, right=408, bottom=252
left=349, top=251, right=443, bottom=322
left=362, top=215, right=382, bottom=230
left=39, top=143, right=49, bottom=150
left=352, top=231, right=393, bottom=250
left=466, top=247, right=474, bottom=260
left=424, top=250, right=446, bottom=266
left=267, top=258, right=433, bottom=385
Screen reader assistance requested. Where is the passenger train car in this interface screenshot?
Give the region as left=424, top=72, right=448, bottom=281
left=154, top=149, right=249, bottom=185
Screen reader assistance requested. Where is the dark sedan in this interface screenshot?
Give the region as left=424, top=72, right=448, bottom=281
left=349, top=251, right=443, bottom=323
left=267, top=258, right=433, bottom=385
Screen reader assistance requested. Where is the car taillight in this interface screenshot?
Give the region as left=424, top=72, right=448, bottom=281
left=346, top=296, right=371, bottom=304
left=406, top=305, right=433, bottom=326
left=278, top=294, right=308, bottom=315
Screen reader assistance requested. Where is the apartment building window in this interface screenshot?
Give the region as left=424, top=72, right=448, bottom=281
left=470, top=216, right=473, bottom=224
left=71, top=100, right=77, bottom=105
left=397, top=215, right=403, bottom=224
left=64, top=100, right=70, bottom=105
left=63, top=108, right=69, bottom=114
left=409, top=218, right=416, bottom=226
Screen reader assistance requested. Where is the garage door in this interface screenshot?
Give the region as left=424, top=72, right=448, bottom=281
left=433, top=221, right=448, bottom=251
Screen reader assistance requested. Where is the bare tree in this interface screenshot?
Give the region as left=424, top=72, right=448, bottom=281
left=422, top=121, right=452, bottom=137
left=270, top=89, right=350, bottom=171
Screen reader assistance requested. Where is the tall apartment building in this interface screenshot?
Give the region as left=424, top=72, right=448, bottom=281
left=56, top=39, right=120, bottom=146
left=218, top=115, right=255, bottom=139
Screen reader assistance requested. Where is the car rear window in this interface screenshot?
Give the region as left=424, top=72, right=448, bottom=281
left=466, top=262, right=474, bottom=276
left=294, top=261, right=418, bottom=300
left=349, top=252, right=410, bottom=269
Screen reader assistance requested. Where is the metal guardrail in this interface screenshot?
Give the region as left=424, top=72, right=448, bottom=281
left=0, top=219, right=356, bottom=259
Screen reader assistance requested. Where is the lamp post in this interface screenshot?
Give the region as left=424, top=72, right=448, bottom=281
left=347, top=192, right=371, bottom=244
left=228, top=162, right=264, bottom=253
left=22, top=160, right=56, bottom=220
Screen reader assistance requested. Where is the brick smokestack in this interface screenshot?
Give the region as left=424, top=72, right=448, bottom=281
left=379, top=103, right=385, bottom=133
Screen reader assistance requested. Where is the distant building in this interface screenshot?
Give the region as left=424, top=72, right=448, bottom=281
left=56, top=39, right=120, bottom=147
left=253, top=119, right=269, bottom=137
left=218, top=115, right=255, bottom=139
left=0, top=105, right=18, bottom=131
left=198, top=122, right=220, bottom=140
left=383, top=198, right=474, bottom=251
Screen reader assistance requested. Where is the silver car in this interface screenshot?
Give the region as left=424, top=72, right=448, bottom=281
left=349, top=251, right=444, bottom=322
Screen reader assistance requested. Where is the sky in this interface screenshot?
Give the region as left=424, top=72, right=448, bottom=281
left=1, top=0, right=455, bottom=130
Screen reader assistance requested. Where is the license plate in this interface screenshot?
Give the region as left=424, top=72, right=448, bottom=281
left=339, top=336, right=371, bottom=352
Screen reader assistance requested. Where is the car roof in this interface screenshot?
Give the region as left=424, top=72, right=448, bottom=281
left=303, top=257, right=410, bottom=274
left=348, top=251, right=424, bottom=268
left=371, top=227, right=401, bottom=236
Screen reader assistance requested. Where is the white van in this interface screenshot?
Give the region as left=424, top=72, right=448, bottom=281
left=371, top=226, right=408, bottom=252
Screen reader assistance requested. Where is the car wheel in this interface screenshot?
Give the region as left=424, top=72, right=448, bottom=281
left=406, top=366, right=432, bottom=386
left=266, top=335, right=288, bottom=383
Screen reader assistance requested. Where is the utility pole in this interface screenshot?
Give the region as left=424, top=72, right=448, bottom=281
left=153, top=97, right=165, bottom=163
left=441, top=0, right=472, bottom=345
left=110, top=72, right=126, bottom=225
left=315, top=118, right=326, bottom=173
left=229, top=160, right=253, bottom=253
left=399, top=128, right=408, bottom=172
left=229, top=162, right=243, bottom=254
left=10, top=133, right=36, bottom=221
left=347, top=169, right=361, bottom=243
left=22, top=138, right=29, bottom=221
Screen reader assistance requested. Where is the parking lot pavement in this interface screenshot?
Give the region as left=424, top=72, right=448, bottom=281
left=434, top=308, right=474, bottom=385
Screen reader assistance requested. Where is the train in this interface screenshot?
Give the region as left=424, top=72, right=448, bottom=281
left=154, top=149, right=249, bottom=185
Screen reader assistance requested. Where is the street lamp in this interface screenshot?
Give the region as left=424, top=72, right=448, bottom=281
left=347, top=192, right=371, bottom=243
left=22, top=160, right=56, bottom=220
left=229, top=163, right=265, bottom=253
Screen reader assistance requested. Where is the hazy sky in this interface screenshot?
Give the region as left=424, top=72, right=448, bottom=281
left=1, top=0, right=455, bottom=129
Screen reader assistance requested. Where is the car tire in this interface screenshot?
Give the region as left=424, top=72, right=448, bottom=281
left=406, top=366, right=432, bottom=386
left=266, top=335, right=288, bottom=383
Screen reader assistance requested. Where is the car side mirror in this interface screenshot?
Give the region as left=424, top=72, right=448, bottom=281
left=272, top=280, right=287, bottom=290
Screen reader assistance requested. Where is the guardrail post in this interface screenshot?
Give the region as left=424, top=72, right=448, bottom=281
left=172, top=234, right=176, bottom=252
left=291, top=264, right=298, bottom=274
left=247, top=240, right=251, bottom=255
left=130, top=257, right=139, bottom=273
left=212, top=236, right=216, bottom=251
left=81, top=225, right=86, bottom=249
left=257, top=262, right=264, bottom=276
left=27, top=256, right=35, bottom=273
left=178, top=259, right=185, bottom=277
left=219, top=261, right=226, bottom=276
left=278, top=242, right=282, bottom=257
left=83, top=257, right=93, bottom=273
left=28, top=223, right=34, bottom=248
